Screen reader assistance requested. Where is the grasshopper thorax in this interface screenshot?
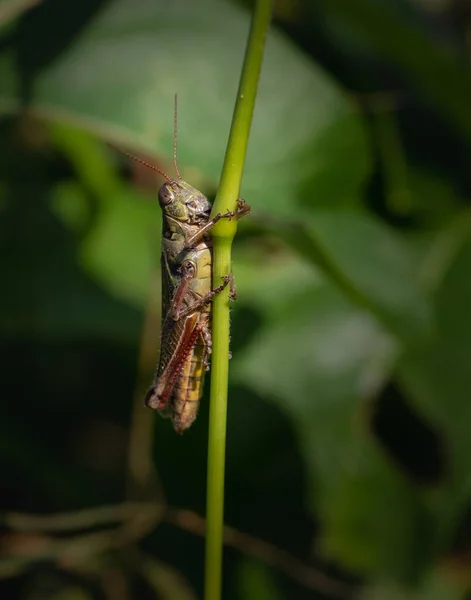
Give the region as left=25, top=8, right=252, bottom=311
left=158, top=179, right=212, bottom=225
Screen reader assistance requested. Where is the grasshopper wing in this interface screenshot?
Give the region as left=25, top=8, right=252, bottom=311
left=145, top=311, right=200, bottom=411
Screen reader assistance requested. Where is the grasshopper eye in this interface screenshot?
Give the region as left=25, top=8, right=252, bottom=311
left=158, top=183, right=174, bottom=206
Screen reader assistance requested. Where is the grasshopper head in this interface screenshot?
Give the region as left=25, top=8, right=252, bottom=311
left=159, top=179, right=212, bottom=225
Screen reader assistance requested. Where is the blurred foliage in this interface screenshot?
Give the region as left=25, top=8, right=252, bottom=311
left=1, top=0, right=471, bottom=598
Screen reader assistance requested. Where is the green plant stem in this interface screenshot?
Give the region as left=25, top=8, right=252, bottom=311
left=204, top=2, right=272, bottom=600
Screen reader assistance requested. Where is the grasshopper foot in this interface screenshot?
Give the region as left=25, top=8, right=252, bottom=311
left=236, top=198, right=251, bottom=219
left=228, top=273, right=237, bottom=300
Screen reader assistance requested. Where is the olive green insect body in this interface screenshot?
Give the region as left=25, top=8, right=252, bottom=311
left=114, top=99, right=249, bottom=433
left=145, top=179, right=249, bottom=432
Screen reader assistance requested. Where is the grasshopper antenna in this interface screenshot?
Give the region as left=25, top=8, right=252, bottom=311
left=173, top=93, right=182, bottom=180
left=109, top=143, right=173, bottom=184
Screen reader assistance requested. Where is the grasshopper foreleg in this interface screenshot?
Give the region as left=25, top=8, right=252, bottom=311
left=186, top=199, right=251, bottom=247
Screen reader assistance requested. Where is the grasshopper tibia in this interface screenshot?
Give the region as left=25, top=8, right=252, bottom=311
left=170, top=275, right=231, bottom=321
left=186, top=199, right=251, bottom=247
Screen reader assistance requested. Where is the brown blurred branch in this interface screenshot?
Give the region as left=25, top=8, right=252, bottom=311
left=2, top=503, right=159, bottom=533
left=0, top=504, right=163, bottom=578
left=1, top=503, right=356, bottom=598
left=166, top=508, right=357, bottom=599
left=0, top=0, right=42, bottom=25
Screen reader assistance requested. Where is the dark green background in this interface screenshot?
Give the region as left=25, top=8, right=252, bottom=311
left=1, top=0, right=471, bottom=598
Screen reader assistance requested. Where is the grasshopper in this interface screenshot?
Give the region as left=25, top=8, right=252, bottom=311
left=114, top=98, right=249, bottom=433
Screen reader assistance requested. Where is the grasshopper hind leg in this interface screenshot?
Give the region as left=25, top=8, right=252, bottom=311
left=173, top=274, right=231, bottom=320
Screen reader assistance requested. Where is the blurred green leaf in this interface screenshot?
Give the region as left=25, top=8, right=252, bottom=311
left=407, top=168, right=465, bottom=227
left=2, top=0, right=470, bottom=598
left=316, top=0, right=471, bottom=144
left=50, top=122, right=122, bottom=204
left=303, top=210, right=433, bottom=340
left=244, top=210, right=434, bottom=342
left=373, top=108, right=412, bottom=217
left=0, top=0, right=383, bottom=343
left=0, top=0, right=370, bottom=213
left=49, top=123, right=159, bottom=307
left=418, top=209, right=471, bottom=293
left=0, top=184, right=142, bottom=342
left=361, top=570, right=467, bottom=600
left=50, top=181, right=158, bottom=308
left=235, top=559, right=284, bottom=600
left=232, top=273, right=433, bottom=580
left=399, top=234, right=471, bottom=542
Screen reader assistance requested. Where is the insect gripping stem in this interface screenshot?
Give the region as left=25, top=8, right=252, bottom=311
left=111, top=99, right=250, bottom=433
